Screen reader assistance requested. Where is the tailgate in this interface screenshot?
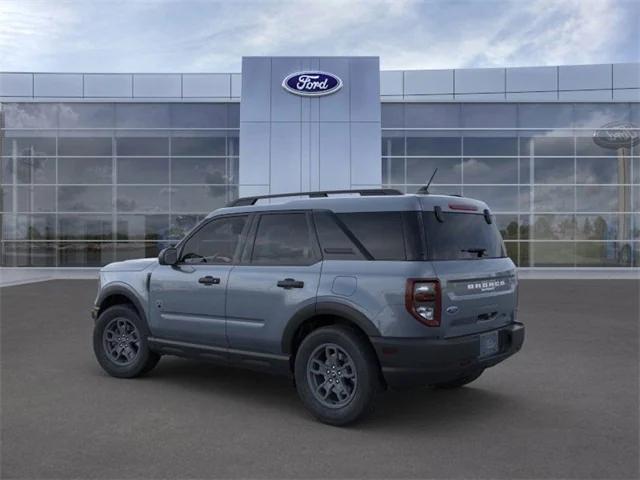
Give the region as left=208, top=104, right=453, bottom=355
left=432, top=258, right=517, bottom=338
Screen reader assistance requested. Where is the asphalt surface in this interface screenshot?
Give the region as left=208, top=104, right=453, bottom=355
left=1, top=279, right=638, bottom=479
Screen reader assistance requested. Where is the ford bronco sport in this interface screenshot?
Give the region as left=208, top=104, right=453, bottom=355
left=92, top=189, right=524, bottom=425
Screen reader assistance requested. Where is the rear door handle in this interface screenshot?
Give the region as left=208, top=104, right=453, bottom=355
left=277, top=278, right=304, bottom=289
left=198, top=276, right=220, bottom=285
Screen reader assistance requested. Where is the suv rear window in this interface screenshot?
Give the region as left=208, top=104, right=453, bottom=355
left=423, top=212, right=506, bottom=260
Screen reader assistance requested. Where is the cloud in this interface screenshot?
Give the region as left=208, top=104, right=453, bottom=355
left=0, top=0, right=636, bottom=72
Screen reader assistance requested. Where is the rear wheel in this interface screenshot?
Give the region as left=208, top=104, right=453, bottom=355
left=431, top=369, right=484, bottom=389
left=294, top=326, right=380, bottom=426
left=93, top=304, right=160, bottom=378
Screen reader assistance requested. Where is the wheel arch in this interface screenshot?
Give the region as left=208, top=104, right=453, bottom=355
left=282, top=302, right=381, bottom=356
left=96, top=284, right=148, bottom=327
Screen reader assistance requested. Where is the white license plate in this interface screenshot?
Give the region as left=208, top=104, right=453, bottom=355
left=479, top=331, right=499, bottom=358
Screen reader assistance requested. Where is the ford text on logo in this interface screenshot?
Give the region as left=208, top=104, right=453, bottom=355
left=282, top=71, right=343, bottom=96
left=467, top=279, right=506, bottom=292
left=593, top=121, right=640, bottom=149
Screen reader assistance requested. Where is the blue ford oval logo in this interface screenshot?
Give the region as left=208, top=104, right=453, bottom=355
left=282, top=71, right=343, bottom=96
left=446, top=306, right=459, bottom=315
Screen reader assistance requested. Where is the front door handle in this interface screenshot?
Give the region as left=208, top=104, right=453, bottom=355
left=198, top=276, right=220, bottom=285
left=277, top=278, right=304, bottom=289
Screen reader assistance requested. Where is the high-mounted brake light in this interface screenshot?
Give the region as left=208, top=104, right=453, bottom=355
left=405, top=279, right=441, bottom=327
left=449, top=203, right=478, bottom=212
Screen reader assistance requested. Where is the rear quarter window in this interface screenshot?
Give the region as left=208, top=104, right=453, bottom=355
left=336, top=212, right=407, bottom=260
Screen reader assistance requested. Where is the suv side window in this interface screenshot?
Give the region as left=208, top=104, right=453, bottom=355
left=251, top=213, right=317, bottom=265
left=313, top=211, right=366, bottom=260
left=180, top=215, right=248, bottom=264
left=336, top=212, right=407, bottom=260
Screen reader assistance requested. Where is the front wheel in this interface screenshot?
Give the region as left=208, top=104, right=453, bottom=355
left=93, top=304, right=160, bottom=378
left=294, top=326, right=381, bottom=426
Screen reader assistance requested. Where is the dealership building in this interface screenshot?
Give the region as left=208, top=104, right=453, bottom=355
left=0, top=57, right=639, bottom=271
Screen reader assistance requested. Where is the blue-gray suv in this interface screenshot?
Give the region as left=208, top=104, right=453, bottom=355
left=92, top=189, right=525, bottom=425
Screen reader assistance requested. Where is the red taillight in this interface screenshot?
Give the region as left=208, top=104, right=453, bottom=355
left=405, top=279, right=441, bottom=327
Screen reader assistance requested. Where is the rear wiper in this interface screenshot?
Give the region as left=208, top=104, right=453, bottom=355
left=461, top=248, right=487, bottom=258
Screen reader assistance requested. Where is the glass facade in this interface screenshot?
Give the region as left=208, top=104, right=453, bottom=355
left=1, top=100, right=638, bottom=268
left=0, top=103, right=239, bottom=266
left=382, top=103, right=640, bottom=267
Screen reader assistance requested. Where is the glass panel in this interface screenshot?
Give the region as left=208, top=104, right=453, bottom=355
left=10, top=157, right=56, bottom=184
left=462, top=157, right=518, bottom=184
left=519, top=241, right=530, bottom=267
left=533, top=186, right=574, bottom=212
left=116, top=157, right=169, bottom=184
left=58, top=137, right=112, bottom=156
left=115, top=242, right=162, bottom=262
left=15, top=186, right=56, bottom=212
left=58, top=103, right=115, bottom=128
left=116, top=214, right=170, bottom=240
left=1, top=136, right=56, bottom=156
left=633, top=214, right=640, bottom=240
left=313, top=211, right=365, bottom=260
left=171, top=158, right=226, bottom=184
left=406, top=158, right=461, bottom=185
left=58, top=214, right=113, bottom=240
left=58, top=157, right=112, bottom=184
left=504, top=241, right=518, bottom=265
left=171, top=186, right=227, bottom=212
left=494, top=214, right=519, bottom=241
left=169, top=214, right=204, bottom=240
left=227, top=135, right=239, bottom=157
left=171, top=136, right=226, bottom=156
left=116, top=136, right=169, bottom=156
left=573, top=104, right=631, bottom=128
left=461, top=104, right=517, bottom=128
left=404, top=104, right=460, bottom=128
left=0, top=186, right=12, bottom=211
left=519, top=158, right=530, bottom=184
left=462, top=186, right=519, bottom=212
left=633, top=157, right=639, bottom=184
left=381, top=104, right=404, bottom=128
left=1, top=104, right=58, bottom=128
left=575, top=136, right=626, bottom=156
left=384, top=157, right=405, bottom=184
left=533, top=157, right=574, bottom=184
left=576, top=157, right=629, bottom=184
left=575, top=242, right=632, bottom=267
left=519, top=215, right=531, bottom=240
left=463, top=137, right=518, bottom=156
left=1, top=214, right=56, bottom=240
left=116, top=186, right=170, bottom=213
left=170, top=104, right=228, bottom=128
left=532, top=215, right=575, bottom=240
left=115, top=104, right=170, bottom=128
left=518, top=104, right=573, bottom=129
left=181, top=215, right=248, bottom=264
left=522, top=136, right=574, bottom=156
left=58, top=186, right=112, bottom=212
left=531, top=242, right=575, bottom=267
left=381, top=133, right=404, bottom=156
left=576, top=186, right=629, bottom=212
left=58, top=242, right=115, bottom=267
left=406, top=136, right=461, bottom=156
left=2, top=242, right=57, bottom=266
left=228, top=104, right=240, bottom=127
left=576, top=214, right=631, bottom=241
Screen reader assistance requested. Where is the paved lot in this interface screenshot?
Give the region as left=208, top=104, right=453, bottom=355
left=1, top=279, right=638, bottom=479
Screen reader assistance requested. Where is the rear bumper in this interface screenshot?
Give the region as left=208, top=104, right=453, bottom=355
left=371, top=323, right=525, bottom=388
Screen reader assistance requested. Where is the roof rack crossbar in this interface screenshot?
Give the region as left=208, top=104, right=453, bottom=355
left=227, top=188, right=403, bottom=207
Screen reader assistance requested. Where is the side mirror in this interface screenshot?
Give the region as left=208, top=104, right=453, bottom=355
left=158, top=247, right=178, bottom=266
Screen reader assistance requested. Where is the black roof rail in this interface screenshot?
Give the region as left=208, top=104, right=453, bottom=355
left=227, top=188, right=404, bottom=207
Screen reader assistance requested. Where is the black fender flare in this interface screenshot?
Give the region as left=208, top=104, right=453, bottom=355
left=95, top=283, right=148, bottom=327
left=281, top=301, right=381, bottom=354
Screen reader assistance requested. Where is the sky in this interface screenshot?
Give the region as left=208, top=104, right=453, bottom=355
left=0, top=0, right=638, bottom=73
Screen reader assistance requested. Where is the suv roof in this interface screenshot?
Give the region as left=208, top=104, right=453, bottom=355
left=211, top=190, right=490, bottom=217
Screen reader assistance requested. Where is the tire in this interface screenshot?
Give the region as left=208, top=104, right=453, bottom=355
left=431, top=369, right=484, bottom=389
left=294, top=326, right=380, bottom=426
left=93, top=304, right=160, bottom=378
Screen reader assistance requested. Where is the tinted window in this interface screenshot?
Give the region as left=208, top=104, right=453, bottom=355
left=423, top=212, right=506, bottom=260
left=252, top=213, right=315, bottom=265
left=180, top=215, right=248, bottom=264
left=337, top=212, right=406, bottom=260
left=313, top=211, right=365, bottom=260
